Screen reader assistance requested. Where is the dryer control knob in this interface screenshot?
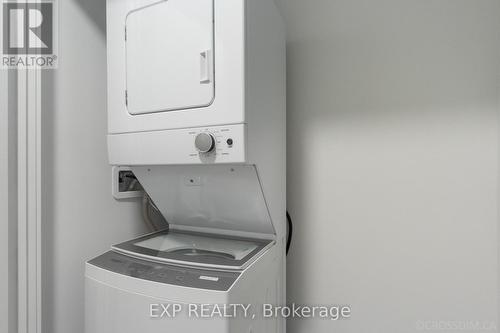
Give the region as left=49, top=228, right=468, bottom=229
left=195, top=132, right=216, bottom=153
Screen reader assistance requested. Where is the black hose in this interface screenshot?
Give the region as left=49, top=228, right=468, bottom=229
left=286, top=211, right=293, bottom=255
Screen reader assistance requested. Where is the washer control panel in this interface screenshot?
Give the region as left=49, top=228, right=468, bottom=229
left=88, top=251, right=240, bottom=291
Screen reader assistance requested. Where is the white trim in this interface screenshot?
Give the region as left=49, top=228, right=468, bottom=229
left=17, top=68, right=42, bottom=333
left=1, top=68, right=19, bottom=333
left=0, top=59, right=10, bottom=333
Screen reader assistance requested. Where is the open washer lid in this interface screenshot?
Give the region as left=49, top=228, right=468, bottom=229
left=112, top=229, right=274, bottom=270
left=131, top=165, right=276, bottom=240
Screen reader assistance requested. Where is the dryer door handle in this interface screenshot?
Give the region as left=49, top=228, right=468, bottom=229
left=200, top=50, right=213, bottom=84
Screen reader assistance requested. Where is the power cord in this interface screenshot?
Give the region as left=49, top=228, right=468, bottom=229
left=286, top=211, right=293, bottom=255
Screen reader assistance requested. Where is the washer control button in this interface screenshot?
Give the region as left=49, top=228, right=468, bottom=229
left=199, top=275, right=219, bottom=282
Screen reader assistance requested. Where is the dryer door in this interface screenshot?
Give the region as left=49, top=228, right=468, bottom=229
left=125, top=0, right=215, bottom=115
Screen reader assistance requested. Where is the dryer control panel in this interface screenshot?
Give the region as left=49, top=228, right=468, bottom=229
left=188, top=125, right=245, bottom=164
left=108, top=124, right=246, bottom=165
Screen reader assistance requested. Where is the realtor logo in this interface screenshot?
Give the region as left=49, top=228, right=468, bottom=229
left=1, top=0, right=58, bottom=68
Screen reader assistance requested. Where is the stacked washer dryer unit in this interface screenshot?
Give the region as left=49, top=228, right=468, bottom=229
left=85, top=0, right=285, bottom=332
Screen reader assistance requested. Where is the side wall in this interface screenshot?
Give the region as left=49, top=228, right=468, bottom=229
left=41, top=1, right=147, bottom=332
left=277, top=0, right=500, bottom=332
left=246, top=0, right=287, bottom=331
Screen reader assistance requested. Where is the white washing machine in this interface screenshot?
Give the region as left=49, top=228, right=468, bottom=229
left=86, top=229, right=280, bottom=333
left=86, top=166, right=283, bottom=332
left=85, top=165, right=283, bottom=333
left=86, top=238, right=279, bottom=333
left=85, top=0, right=286, bottom=332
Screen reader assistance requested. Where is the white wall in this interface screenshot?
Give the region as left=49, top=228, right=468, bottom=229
left=277, top=0, right=500, bottom=332
left=41, top=0, right=147, bottom=332
left=39, top=1, right=500, bottom=332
